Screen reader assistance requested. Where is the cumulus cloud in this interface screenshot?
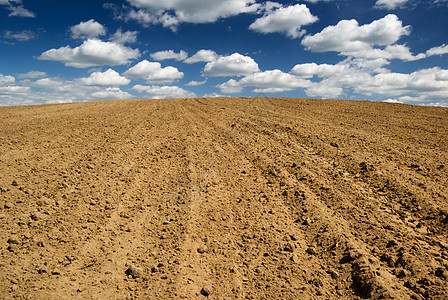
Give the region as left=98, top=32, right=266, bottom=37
left=184, top=50, right=219, bottom=64
left=186, top=80, right=206, bottom=86
left=1, top=0, right=36, bottom=18
left=91, top=87, right=132, bottom=99
left=290, top=63, right=348, bottom=78
left=374, top=0, right=408, bottom=9
left=16, top=71, right=47, bottom=79
left=302, top=14, right=415, bottom=60
left=239, top=70, right=310, bottom=92
left=203, top=53, right=259, bottom=77
left=132, top=84, right=196, bottom=98
left=70, top=20, right=106, bottom=39
left=115, top=7, right=179, bottom=29
left=426, top=44, right=448, bottom=56
left=0, top=85, right=30, bottom=94
left=124, top=60, right=184, bottom=83
left=217, top=79, right=244, bottom=93
left=80, top=69, right=130, bottom=86
left=303, top=0, right=333, bottom=3
left=0, top=73, right=137, bottom=105
left=218, top=70, right=311, bottom=93
left=150, top=50, right=188, bottom=61
left=125, top=0, right=259, bottom=26
left=288, top=58, right=448, bottom=103
left=354, top=67, right=448, bottom=97
left=2, top=30, right=37, bottom=41
left=109, top=29, right=138, bottom=44
left=203, top=92, right=225, bottom=98
left=0, top=74, right=15, bottom=85
left=305, top=83, right=344, bottom=99
left=249, top=4, right=318, bottom=38
left=38, top=39, right=140, bottom=68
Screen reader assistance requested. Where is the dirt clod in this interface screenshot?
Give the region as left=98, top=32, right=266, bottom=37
left=435, top=267, right=448, bottom=279
left=284, top=242, right=294, bottom=252
left=201, top=283, right=212, bottom=296
left=197, top=245, right=208, bottom=254
left=306, top=247, right=317, bottom=255
left=125, top=265, right=143, bottom=279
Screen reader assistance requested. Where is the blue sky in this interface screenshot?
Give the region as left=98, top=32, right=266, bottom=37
left=1, top=0, right=448, bottom=106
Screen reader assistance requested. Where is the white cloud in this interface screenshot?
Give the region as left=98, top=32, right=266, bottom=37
left=203, top=92, right=224, bottom=98
left=303, top=0, right=333, bottom=3
left=249, top=4, right=318, bottom=38
left=186, top=80, right=206, bottom=86
left=302, top=14, right=414, bottom=60
left=0, top=73, right=137, bottom=105
left=426, top=44, right=448, bottom=56
left=122, top=0, right=259, bottom=29
left=0, top=74, right=15, bottom=85
left=0, top=85, right=30, bottom=94
left=290, top=63, right=347, bottom=78
left=150, top=50, right=188, bottom=61
left=238, top=70, right=311, bottom=93
left=70, top=20, right=106, bottom=39
left=124, top=60, right=183, bottom=83
left=3, top=1, right=35, bottom=18
left=91, top=87, right=132, bottom=99
left=38, top=39, right=140, bottom=68
left=184, top=50, right=219, bottom=64
left=217, top=79, right=243, bottom=93
left=383, top=98, right=404, bottom=103
left=119, top=8, right=180, bottom=29
left=203, top=53, right=259, bottom=77
left=218, top=70, right=311, bottom=93
left=305, top=83, right=343, bottom=98
left=132, top=84, right=196, bottom=98
left=294, top=58, right=448, bottom=103
left=16, top=71, right=47, bottom=79
left=2, top=30, right=37, bottom=41
left=33, top=77, right=66, bottom=89
left=374, top=0, right=408, bottom=9
left=80, top=69, right=130, bottom=86
left=109, top=29, right=138, bottom=44
left=355, top=67, right=448, bottom=96
left=345, top=57, right=390, bottom=73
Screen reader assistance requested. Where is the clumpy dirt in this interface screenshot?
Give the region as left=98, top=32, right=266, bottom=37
left=0, top=97, right=447, bottom=299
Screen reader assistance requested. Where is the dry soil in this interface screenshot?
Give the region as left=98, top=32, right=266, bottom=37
left=1, top=97, right=447, bottom=299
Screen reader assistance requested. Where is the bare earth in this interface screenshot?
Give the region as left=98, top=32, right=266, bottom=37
left=1, top=97, right=447, bottom=299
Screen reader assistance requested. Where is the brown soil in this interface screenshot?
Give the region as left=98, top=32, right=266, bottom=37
left=1, top=97, right=447, bottom=299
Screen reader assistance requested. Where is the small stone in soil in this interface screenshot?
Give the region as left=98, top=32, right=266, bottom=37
left=201, top=283, right=212, bottom=296
left=125, top=265, right=143, bottom=279
left=284, top=242, right=294, bottom=252
left=306, top=247, right=317, bottom=255
left=197, top=245, right=208, bottom=254
left=7, top=238, right=20, bottom=245
left=435, top=267, right=448, bottom=279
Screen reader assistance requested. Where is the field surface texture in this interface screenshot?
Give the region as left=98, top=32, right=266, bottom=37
left=1, top=98, right=447, bottom=299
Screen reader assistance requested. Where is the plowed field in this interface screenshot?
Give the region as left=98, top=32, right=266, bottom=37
left=1, top=97, right=447, bottom=299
